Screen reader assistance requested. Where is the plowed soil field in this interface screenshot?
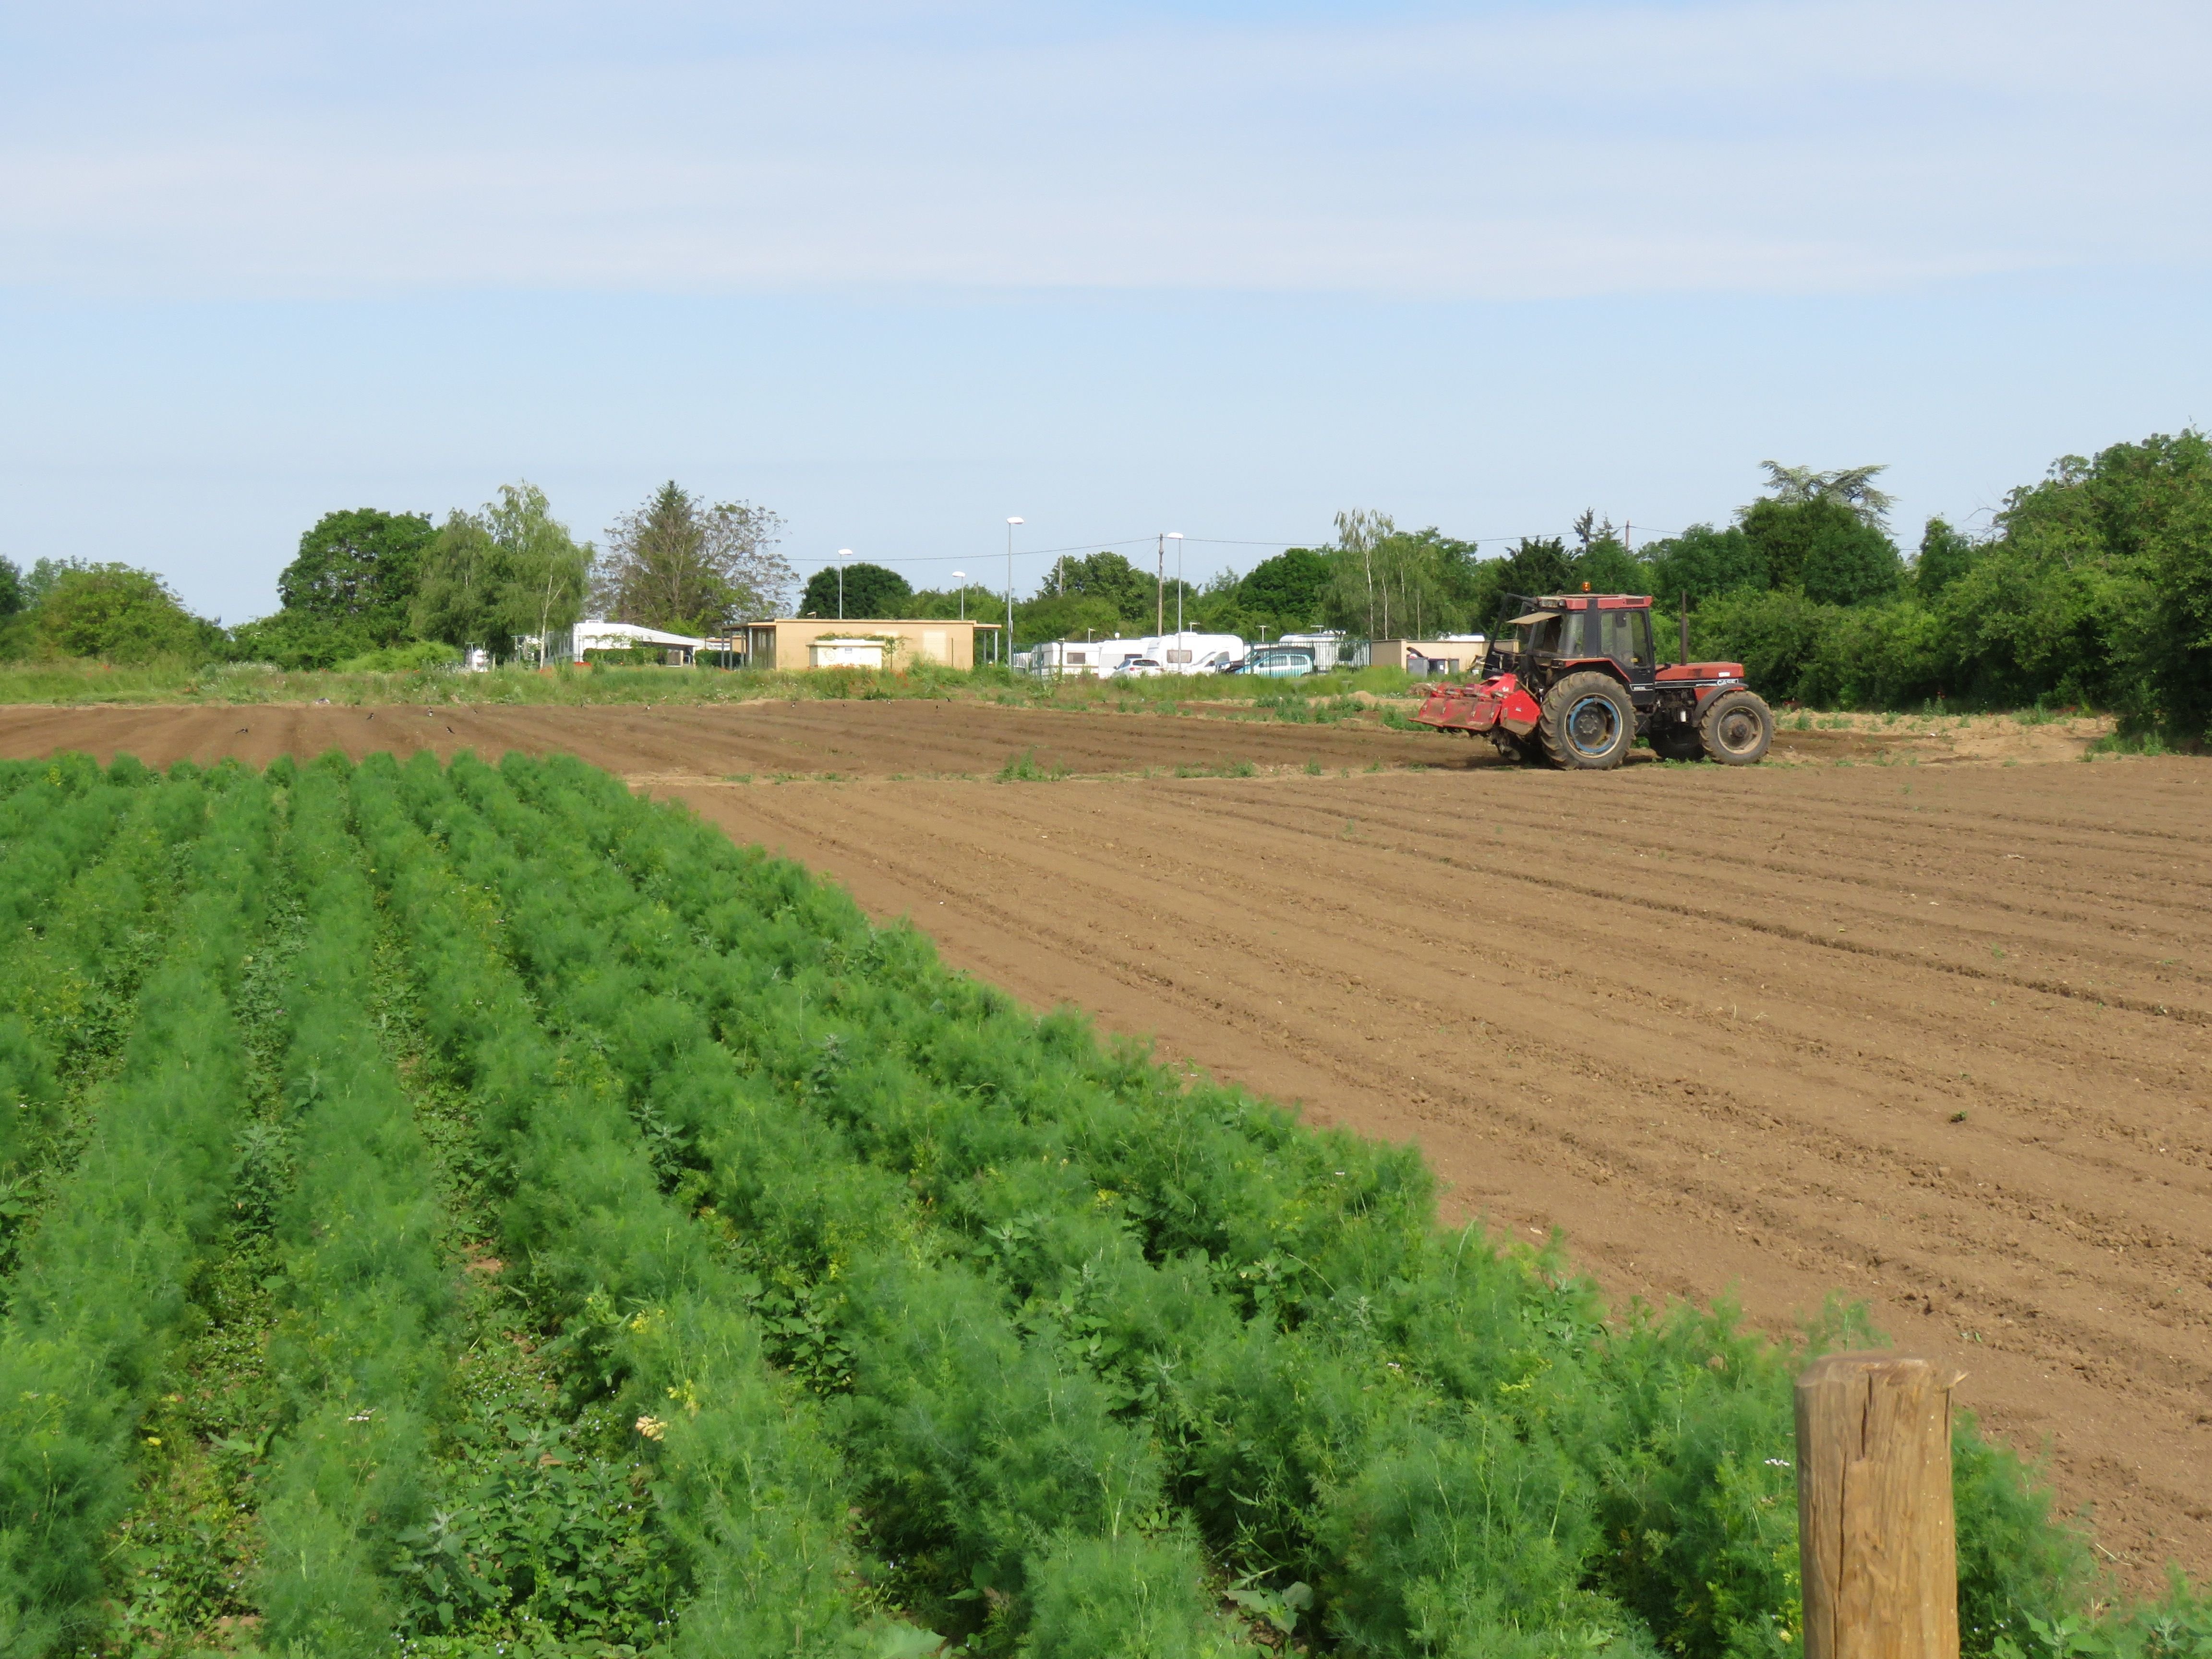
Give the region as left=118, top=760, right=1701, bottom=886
left=6, top=699, right=2207, bottom=1583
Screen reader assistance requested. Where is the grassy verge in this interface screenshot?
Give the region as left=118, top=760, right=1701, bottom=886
left=0, top=659, right=1427, bottom=710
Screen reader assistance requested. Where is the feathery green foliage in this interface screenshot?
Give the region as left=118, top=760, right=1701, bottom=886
left=0, top=750, right=2196, bottom=1658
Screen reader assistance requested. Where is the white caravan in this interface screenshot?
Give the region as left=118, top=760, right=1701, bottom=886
left=1140, top=633, right=1246, bottom=674
left=1034, top=637, right=1152, bottom=676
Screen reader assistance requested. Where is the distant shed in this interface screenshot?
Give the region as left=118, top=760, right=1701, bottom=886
left=741, top=618, right=979, bottom=671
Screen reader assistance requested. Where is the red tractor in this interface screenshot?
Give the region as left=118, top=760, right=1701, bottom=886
left=1411, top=592, right=1773, bottom=768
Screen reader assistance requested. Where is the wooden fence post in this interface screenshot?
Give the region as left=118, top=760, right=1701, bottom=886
left=1796, top=1352, right=1963, bottom=1659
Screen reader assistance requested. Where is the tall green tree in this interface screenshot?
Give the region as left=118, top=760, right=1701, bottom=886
left=1044, top=552, right=1156, bottom=622
left=276, top=508, right=435, bottom=647
left=0, top=556, right=21, bottom=619
left=1914, top=517, right=1981, bottom=599
left=1740, top=497, right=1903, bottom=604
left=593, top=482, right=791, bottom=635
left=1642, top=524, right=1765, bottom=603
left=413, top=482, right=591, bottom=655
left=1238, top=548, right=1330, bottom=626
left=799, top=562, right=911, bottom=619
left=1752, top=461, right=1896, bottom=526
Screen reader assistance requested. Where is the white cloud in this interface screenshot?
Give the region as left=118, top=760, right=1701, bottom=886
left=2, top=0, right=2206, bottom=299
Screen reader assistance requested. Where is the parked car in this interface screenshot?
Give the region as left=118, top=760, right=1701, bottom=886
left=1244, top=647, right=1316, bottom=679
left=1112, top=657, right=1166, bottom=678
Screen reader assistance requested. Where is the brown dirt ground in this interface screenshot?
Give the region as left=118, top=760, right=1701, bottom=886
left=660, top=756, right=2212, bottom=1592
left=4, top=699, right=2203, bottom=1583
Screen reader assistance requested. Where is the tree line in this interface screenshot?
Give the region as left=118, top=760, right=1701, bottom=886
left=0, top=481, right=794, bottom=672
left=788, top=429, right=2209, bottom=738
left=5, top=429, right=2209, bottom=735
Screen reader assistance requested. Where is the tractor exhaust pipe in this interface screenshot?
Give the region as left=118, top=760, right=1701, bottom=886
left=1680, top=591, right=1690, bottom=666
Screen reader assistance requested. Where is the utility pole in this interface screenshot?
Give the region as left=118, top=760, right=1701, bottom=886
left=837, top=549, right=851, bottom=620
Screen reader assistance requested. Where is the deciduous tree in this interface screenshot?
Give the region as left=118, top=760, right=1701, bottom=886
left=799, top=561, right=911, bottom=619
left=593, top=483, right=791, bottom=634
left=413, top=482, right=590, bottom=655
left=276, top=509, right=435, bottom=647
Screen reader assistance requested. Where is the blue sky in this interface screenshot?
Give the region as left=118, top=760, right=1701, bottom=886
left=4, top=0, right=2209, bottom=622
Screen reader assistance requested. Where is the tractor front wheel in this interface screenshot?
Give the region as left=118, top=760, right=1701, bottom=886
left=1539, top=672, right=1635, bottom=769
left=1698, top=688, right=1774, bottom=764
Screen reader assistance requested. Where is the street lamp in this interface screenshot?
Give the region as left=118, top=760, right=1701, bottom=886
left=1167, top=532, right=1184, bottom=660
left=952, top=572, right=966, bottom=622
left=837, top=550, right=852, bottom=620
left=1005, top=517, right=1022, bottom=668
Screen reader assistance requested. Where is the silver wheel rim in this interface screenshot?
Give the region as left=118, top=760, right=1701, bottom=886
left=1715, top=708, right=1762, bottom=753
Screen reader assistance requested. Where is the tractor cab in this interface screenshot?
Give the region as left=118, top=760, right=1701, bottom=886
left=1485, top=593, right=1659, bottom=692
left=1412, top=590, right=1773, bottom=768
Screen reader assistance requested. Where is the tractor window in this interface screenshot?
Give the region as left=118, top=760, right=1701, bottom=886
left=1596, top=609, right=1652, bottom=669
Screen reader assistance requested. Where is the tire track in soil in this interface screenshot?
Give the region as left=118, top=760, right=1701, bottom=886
left=662, top=757, right=2212, bottom=1591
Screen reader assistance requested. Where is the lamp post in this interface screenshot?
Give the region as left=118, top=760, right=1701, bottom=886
left=1005, top=517, right=1022, bottom=669
left=1155, top=533, right=1165, bottom=641
left=952, top=572, right=966, bottom=621
left=1168, top=532, right=1184, bottom=662
left=837, top=550, right=852, bottom=620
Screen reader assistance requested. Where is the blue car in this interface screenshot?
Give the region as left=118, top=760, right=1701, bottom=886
left=1243, top=647, right=1316, bottom=679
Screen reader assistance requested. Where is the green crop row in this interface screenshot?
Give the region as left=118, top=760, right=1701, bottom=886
left=0, top=750, right=2192, bottom=1658
left=347, top=754, right=871, bottom=1657
left=251, top=758, right=464, bottom=1656
left=0, top=764, right=215, bottom=1221
left=419, top=752, right=1256, bottom=1655
left=0, top=765, right=275, bottom=1651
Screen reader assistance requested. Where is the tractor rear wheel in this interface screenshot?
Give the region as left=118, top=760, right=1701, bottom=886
left=1539, top=672, right=1635, bottom=769
left=1698, top=688, right=1773, bottom=764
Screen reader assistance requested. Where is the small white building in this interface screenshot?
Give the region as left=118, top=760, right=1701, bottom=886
left=572, top=621, right=708, bottom=663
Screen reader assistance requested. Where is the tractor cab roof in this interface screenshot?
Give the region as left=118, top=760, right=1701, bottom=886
left=1515, top=593, right=1653, bottom=611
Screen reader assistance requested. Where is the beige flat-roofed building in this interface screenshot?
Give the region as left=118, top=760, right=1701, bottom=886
left=1368, top=637, right=1489, bottom=676
left=741, top=618, right=981, bottom=671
